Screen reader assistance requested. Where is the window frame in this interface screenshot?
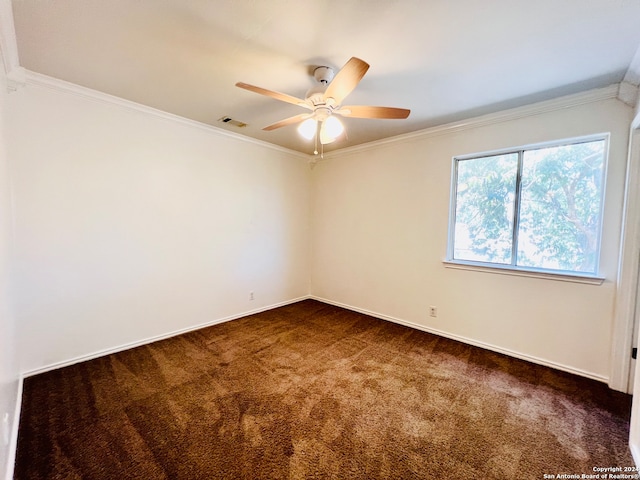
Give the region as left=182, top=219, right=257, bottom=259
left=445, top=134, right=609, bottom=285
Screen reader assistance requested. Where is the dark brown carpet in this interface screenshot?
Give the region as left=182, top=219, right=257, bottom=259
left=15, top=299, right=633, bottom=479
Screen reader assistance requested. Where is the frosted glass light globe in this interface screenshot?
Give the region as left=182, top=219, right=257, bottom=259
left=324, top=116, right=344, bottom=138
left=297, top=118, right=317, bottom=140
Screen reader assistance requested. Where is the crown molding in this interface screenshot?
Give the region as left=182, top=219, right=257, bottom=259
left=0, top=0, right=19, bottom=75
left=22, top=70, right=310, bottom=160
left=618, top=81, right=639, bottom=108
left=5, top=65, right=24, bottom=92
left=319, top=84, right=621, bottom=160
left=16, top=69, right=625, bottom=162
left=624, top=43, right=640, bottom=87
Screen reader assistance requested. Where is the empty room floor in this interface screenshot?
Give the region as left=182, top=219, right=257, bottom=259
left=14, top=300, right=633, bottom=479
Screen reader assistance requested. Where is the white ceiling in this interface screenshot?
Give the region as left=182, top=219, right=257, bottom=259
left=7, top=0, right=640, bottom=154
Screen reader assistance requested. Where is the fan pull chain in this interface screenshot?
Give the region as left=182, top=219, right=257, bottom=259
left=314, top=129, right=318, bottom=156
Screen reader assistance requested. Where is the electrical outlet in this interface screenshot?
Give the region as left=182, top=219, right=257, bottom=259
left=249, top=291, right=254, bottom=301
left=429, top=306, right=438, bottom=318
left=2, top=412, right=9, bottom=446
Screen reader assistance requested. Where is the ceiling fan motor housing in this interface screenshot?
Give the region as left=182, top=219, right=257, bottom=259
left=306, top=66, right=335, bottom=105
left=313, top=66, right=334, bottom=84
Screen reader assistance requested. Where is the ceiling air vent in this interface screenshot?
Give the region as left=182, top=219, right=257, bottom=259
left=218, top=116, right=247, bottom=128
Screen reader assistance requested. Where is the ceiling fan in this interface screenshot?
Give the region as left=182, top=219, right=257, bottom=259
left=236, top=57, right=410, bottom=153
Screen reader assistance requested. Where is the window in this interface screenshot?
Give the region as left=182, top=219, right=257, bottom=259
left=448, top=135, right=607, bottom=277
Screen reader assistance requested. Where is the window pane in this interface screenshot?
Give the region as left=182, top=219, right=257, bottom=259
left=517, top=140, right=605, bottom=273
left=453, top=153, right=519, bottom=264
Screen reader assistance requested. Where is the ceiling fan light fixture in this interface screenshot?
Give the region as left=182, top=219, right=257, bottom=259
left=321, top=115, right=344, bottom=142
left=319, top=128, right=335, bottom=145
left=297, top=118, right=317, bottom=140
left=319, top=117, right=344, bottom=145
left=324, top=115, right=344, bottom=136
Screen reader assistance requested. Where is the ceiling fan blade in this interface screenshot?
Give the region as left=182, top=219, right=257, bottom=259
left=263, top=113, right=311, bottom=131
left=323, top=57, right=370, bottom=106
left=235, top=82, right=311, bottom=110
left=336, top=105, right=410, bottom=119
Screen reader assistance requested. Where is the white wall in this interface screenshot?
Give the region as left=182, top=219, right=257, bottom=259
left=626, top=95, right=640, bottom=465
left=0, top=53, right=19, bottom=479
left=311, top=95, right=632, bottom=381
left=6, top=80, right=311, bottom=373
left=0, top=72, right=636, bottom=467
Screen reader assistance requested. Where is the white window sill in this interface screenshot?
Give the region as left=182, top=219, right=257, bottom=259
left=442, top=260, right=605, bottom=285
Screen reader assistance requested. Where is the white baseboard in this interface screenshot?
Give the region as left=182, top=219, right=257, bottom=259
left=4, top=375, right=23, bottom=480
left=311, top=296, right=609, bottom=384
left=6, top=294, right=618, bottom=478
left=631, top=440, right=640, bottom=469
left=23, top=296, right=311, bottom=378
left=11, top=296, right=311, bottom=478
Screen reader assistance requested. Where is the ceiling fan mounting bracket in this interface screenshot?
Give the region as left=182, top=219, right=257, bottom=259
left=313, top=66, right=334, bottom=85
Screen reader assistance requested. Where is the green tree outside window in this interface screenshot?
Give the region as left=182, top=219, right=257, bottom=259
left=451, top=137, right=606, bottom=275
